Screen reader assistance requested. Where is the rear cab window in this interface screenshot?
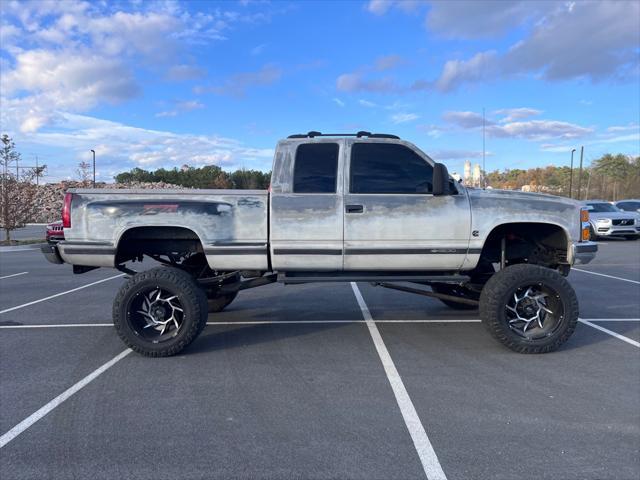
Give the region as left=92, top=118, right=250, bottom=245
left=293, top=143, right=339, bottom=193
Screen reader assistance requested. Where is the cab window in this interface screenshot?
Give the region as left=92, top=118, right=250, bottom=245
left=350, top=143, right=433, bottom=194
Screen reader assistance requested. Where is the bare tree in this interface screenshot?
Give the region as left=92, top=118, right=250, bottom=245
left=0, top=134, right=38, bottom=243
left=77, top=161, right=92, bottom=184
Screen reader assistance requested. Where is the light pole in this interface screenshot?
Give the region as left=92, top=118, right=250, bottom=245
left=91, top=150, right=96, bottom=188
left=577, top=146, right=584, bottom=201
left=569, top=148, right=576, bottom=198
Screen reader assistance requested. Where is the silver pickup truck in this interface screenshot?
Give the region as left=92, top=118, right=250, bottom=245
left=42, top=131, right=597, bottom=356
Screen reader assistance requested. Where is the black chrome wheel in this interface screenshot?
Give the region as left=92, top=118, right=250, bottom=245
left=505, top=284, right=564, bottom=340
left=128, top=287, right=185, bottom=342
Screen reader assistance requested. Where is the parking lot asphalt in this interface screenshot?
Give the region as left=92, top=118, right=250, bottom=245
left=0, top=241, right=639, bottom=480
left=0, top=224, right=45, bottom=242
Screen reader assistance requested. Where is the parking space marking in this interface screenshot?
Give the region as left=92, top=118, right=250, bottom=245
left=0, top=248, right=42, bottom=253
left=0, top=272, right=28, bottom=280
left=579, top=318, right=640, bottom=348
left=581, top=318, right=640, bottom=322
left=0, top=274, right=124, bottom=315
left=0, top=348, right=132, bottom=448
left=573, top=268, right=640, bottom=285
left=0, top=319, right=482, bottom=329
left=351, top=282, right=447, bottom=480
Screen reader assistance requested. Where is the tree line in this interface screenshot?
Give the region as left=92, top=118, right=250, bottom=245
left=114, top=165, right=271, bottom=190
left=484, top=154, right=639, bottom=200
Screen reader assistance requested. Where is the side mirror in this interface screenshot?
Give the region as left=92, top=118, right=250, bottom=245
left=432, top=163, right=450, bottom=196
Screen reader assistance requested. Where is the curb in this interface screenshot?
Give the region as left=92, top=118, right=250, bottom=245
left=0, top=243, right=47, bottom=252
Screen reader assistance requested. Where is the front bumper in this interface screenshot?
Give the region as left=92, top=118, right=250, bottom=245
left=594, top=223, right=639, bottom=237
left=572, top=241, right=597, bottom=265
left=41, top=243, right=64, bottom=264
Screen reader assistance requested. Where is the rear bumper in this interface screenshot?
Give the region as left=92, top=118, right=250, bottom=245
left=572, top=241, right=597, bottom=265
left=41, top=243, right=64, bottom=264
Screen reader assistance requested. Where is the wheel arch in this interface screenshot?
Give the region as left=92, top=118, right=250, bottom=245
left=478, top=221, right=571, bottom=268
left=114, top=225, right=206, bottom=264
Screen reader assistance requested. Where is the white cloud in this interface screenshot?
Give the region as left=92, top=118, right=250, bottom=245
left=358, top=99, right=378, bottom=108
left=443, top=110, right=592, bottom=140
left=332, top=98, right=346, bottom=107
left=366, top=0, right=422, bottom=16
left=433, top=1, right=640, bottom=90
left=493, top=108, right=542, bottom=123
left=435, top=51, right=497, bottom=92
left=442, top=111, right=489, bottom=129
left=426, top=1, right=551, bottom=39
left=155, top=100, right=204, bottom=118
left=196, top=64, right=282, bottom=97
left=16, top=113, right=274, bottom=180
left=250, top=43, right=267, bottom=55
left=336, top=73, right=398, bottom=93
left=0, top=1, right=272, bottom=133
left=165, top=64, right=207, bottom=81
left=390, top=113, right=419, bottom=124
left=606, top=123, right=639, bottom=133
left=488, top=120, right=592, bottom=140
left=417, top=124, right=447, bottom=139
left=375, top=54, right=404, bottom=71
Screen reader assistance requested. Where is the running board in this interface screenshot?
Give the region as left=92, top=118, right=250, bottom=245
left=279, top=271, right=470, bottom=284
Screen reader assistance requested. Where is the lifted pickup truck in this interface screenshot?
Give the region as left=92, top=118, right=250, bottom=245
left=43, top=131, right=597, bottom=356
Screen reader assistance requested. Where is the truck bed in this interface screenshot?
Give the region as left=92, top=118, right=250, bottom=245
left=58, top=188, right=269, bottom=270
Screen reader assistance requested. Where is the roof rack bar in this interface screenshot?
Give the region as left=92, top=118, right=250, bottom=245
left=287, top=131, right=400, bottom=139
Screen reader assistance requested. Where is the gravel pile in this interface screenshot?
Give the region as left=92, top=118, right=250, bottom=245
left=30, top=181, right=187, bottom=223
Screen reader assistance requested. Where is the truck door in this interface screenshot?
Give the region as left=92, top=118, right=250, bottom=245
left=343, top=140, right=471, bottom=271
left=270, top=140, right=344, bottom=271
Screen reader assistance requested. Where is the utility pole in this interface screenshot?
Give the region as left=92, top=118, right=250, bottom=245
left=482, top=107, right=486, bottom=188
left=569, top=148, right=576, bottom=198
left=91, top=149, right=96, bottom=188
left=577, top=146, right=584, bottom=201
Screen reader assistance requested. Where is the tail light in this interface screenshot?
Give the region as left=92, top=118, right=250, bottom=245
left=62, top=193, right=73, bottom=228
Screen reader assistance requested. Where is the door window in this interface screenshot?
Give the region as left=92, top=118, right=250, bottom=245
left=350, top=143, right=433, bottom=194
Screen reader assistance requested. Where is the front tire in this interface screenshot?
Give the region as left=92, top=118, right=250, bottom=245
left=113, top=266, right=208, bottom=357
left=479, top=264, right=578, bottom=353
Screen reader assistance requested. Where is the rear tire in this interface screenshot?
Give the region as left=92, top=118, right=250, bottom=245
left=113, top=266, right=208, bottom=357
left=479, top=264, right=578, bottom=353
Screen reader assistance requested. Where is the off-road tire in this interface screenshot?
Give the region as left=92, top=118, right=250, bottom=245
left=431, top=283, right=478, bottom=310
left=113, top=266, right=208, bottom=357
left=479, top=264, right=578, bottom=354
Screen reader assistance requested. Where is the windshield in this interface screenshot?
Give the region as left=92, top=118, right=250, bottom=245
left=617, top=201, right=640, bottom=211
left=586, top=202, right=620, bottom=213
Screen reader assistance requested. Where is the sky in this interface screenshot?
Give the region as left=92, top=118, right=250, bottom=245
left=1, top=0, right=639, bottom=182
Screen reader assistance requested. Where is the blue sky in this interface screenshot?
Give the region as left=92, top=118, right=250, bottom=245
left=1, top=0, right=639, bottom=182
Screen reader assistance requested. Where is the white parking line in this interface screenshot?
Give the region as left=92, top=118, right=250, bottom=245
left=0, top=274, right=124, bottom=315
left=580, top=318, right=640, bottom=322
left=351, top=282, right=447, bottom=480
left=573, top=268, right=640, bottom=285
left=579, top=318, right=640, bottom=348
left=0, top=319, right=482, bottom=329
left=0, top=271, right=28, bottom=280
left=0, top=349, right=132, bottom=448
left=0, top=248, right=42, bottom=253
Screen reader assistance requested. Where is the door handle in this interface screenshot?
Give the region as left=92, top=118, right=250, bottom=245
left=346, top=204, right=364, bottom=213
